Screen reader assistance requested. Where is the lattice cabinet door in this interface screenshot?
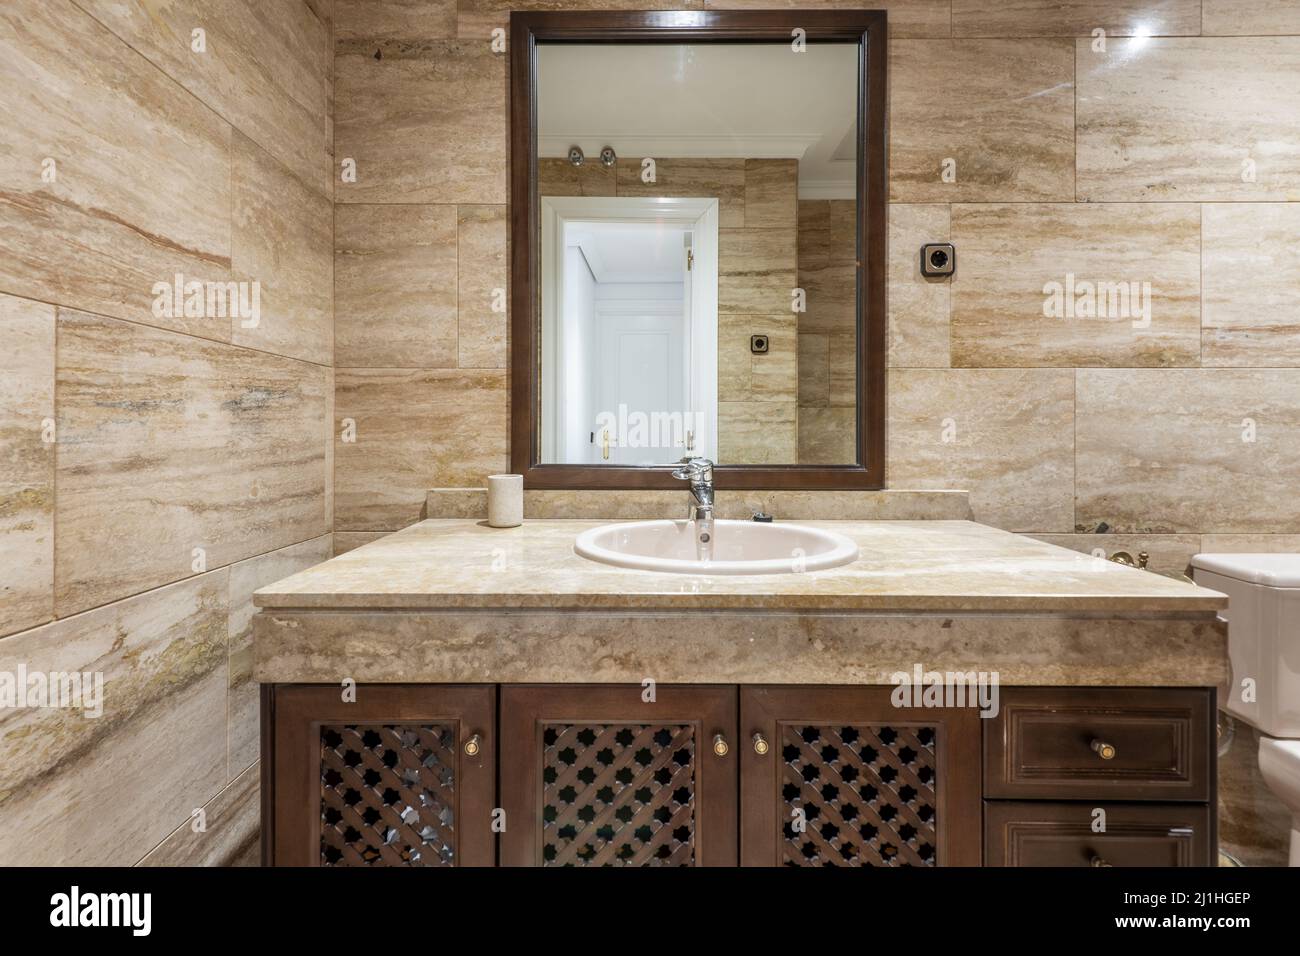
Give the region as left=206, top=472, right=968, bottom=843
left=499, top=685, right=738, bottom=866
left=264, top=684, right=495, bottom=866
left=740, top=686, right=982, bottom=866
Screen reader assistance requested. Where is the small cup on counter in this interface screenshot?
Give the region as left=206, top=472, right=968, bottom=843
left=487, top=474, right=524, bottom=528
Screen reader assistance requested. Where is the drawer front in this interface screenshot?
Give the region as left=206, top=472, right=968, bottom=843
left=985, top=801, right=1212, bottom=867
left=984, top=688, right=1212, bottom=801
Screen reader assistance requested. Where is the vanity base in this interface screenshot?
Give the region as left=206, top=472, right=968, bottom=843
left=261, top=683, right=1215, bottom=867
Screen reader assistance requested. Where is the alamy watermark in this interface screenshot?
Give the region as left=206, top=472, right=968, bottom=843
left=0, top=664, right=103, bottom=718
left=151, top=272, right=261, bottom=328
left=888, top=663, right=1000, bottom=718
left=1042, top=272, right=1151, bottom=329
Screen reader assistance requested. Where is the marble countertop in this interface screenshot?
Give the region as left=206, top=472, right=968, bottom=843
left=254, top=519, right=1227, bottom=614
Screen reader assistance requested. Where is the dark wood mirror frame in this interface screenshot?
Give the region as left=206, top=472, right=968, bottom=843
left=509, top=9, right=887, bottom=490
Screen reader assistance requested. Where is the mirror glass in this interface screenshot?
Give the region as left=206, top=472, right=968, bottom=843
left=536, top=41, right=859, bottom=467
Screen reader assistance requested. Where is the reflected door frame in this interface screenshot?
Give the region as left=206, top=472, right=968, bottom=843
left=540, top=196, right=719, bottom=464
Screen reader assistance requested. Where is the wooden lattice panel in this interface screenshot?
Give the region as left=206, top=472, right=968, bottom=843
left=320, top=724, right=457, bottom=866
left=781, top=724, right=938, bottom=866
left=541, top=724, right=696, bottom=866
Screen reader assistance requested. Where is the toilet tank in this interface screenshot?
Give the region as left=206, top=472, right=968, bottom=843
left=1191, top=554, right=1300, bottom=737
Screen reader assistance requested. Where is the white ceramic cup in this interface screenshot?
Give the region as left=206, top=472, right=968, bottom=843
left=487, top=474, right=524, bottom=528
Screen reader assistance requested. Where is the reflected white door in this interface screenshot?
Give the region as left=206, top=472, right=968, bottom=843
left=595, top=307, right=687, bottom=465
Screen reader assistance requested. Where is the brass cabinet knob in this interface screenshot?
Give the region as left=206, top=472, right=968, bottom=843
left=752, top=733, right=770, bottom=755
left=1091, top=739, right=1117, bottom=760
left=1090, top=855, right=1112, bottom=868
left=463, top=733, right=482, bottom=757
left=712, top=734, right=729, bottom=757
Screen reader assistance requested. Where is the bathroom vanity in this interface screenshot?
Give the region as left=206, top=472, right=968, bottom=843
left=252, top=515, right=1226, bottom=867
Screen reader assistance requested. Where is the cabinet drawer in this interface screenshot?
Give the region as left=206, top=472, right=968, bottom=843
left=985, top=801, right=1212, bottom=867
left=984, top=688, right=1212, bottom=801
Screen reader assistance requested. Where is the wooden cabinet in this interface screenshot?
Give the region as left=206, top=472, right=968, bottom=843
left=739, top=686, right=982, bottom=866
left=982, top=688, right=1215, bottom=867
left=262, top=683, right=1216, bottom=867
left=499, top=685, right=737, bottom=866
left=985, top=802, right=1213, bottom=867
left=263, top=684, right=496, bottom=866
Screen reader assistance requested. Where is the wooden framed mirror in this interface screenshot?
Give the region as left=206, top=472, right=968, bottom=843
left=510, top=9, right=887, bottom=489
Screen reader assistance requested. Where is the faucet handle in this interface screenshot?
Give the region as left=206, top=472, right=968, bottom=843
left=672, top=456, right=713, bottom=482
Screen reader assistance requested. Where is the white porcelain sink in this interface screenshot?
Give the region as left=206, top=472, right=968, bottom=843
left=573, top=519, right=859, bottom=575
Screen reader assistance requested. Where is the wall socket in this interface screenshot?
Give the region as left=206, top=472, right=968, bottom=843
left=920, top=242, right=955, bottom=277
left=750, top=333, right=769, bottom=354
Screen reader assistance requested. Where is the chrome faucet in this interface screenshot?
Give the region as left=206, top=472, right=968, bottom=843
left=672, top=456, right=715, bottom=559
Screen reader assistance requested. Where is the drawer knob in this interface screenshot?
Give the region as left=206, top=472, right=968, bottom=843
left=752, top=733, right=770, bottom=755
left=463, top=733, right=482, bottom=757
left=1090, top=739, right=1117, bottom=760
left=1090, top=855, right=1112, bottom=868
left=712, top=734, right=729, bottom=757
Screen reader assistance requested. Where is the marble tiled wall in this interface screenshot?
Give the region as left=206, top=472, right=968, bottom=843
left=333, top=0, right=1300, bottom=561
left=0, top=0, right=334, bottom=865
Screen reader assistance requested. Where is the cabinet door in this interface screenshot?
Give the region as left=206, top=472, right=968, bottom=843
left=499, top=685, right=738, bottom=866
left=266, top=684, right=495, bottom=866
left=740, top=686, right=982, bottom=866
left=984, top=802, right=1213, bottom=866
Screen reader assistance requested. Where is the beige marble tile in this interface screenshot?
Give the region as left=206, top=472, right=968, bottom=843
left=422, top=487, right=973, bottom=521
left=457, top=205, right=508, bottom=368
left=719, top=228, right=798, bottom=315
left=326, top=366, right=336, bottom=530
left=890, top=39, right=1075, bottom=202
left=334, top=369, right=508, bottom=529
left=230, top=133, right=333, bottom=365
left=743, top=160, right=798, bottom=229
left=888, top=369, right=1075, bottom=532
left=73, top=0, right=332, bottom=196
left=335, top=204, right=458, bottom=367
left=336, top=39, right=505, bottom=203
left=334, top=531, right=394, bottom=555
left=538, top=158, right=617, bottom=197
left=0, top=572, right=228, bottom=865
left=1076, top=369, right=1300, bottom=533
left=617, top=159, right=745, bottom=229
left=701, top=0, right=950, bottom=39
left=1202, top=204, right=1300, bottom=367
left=1217, top=716, right=1292, bottom=868
left=798, top=332, right=829, bottom=407
left=0, top=295, right=55, bottom=639
left=798, top=406, right=856, bottom=465
left=1201, top=534, right=1300, bottom=553
left=952, top=0, right=1201, bottom=36
left=257, top=607, right=1226, bottom=688
left=798, top=199, right=857, bottom=337
left=337, top=0, right=457, bottom=42
left=717, top=401, right=797, bottom=464
left=1078, top=38, right=1300, bottom=202
left=227, top=536, right=331, bottom=778
left=798, top=199, right=856, bottom=265
left=950, top=203, right=1201, bottom=367
left=1203, top=0, right=1300, bottom=35
left=56, top=310, right=329, bottom=615
left=719, top=315, right=798, bottom=403
left=254, top=519, right=1223, bottom=614
left=138, top=763, right=260, bottom=867
left=828, top=330, right=856, bottom=406
left=457, top=0, right=685, bottom=40
left=0, top=0, right=231, bottom=338
left=307, top=0, right=334, bottom=29
left=888, top=204, right=950, bottom=369
left=1030, top=534, right=1203, bottom=576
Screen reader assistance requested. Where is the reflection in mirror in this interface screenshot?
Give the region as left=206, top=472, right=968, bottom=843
left=536, top=41, right=859, bottom=467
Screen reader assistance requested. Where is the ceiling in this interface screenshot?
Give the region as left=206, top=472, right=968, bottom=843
left=566, top=220, right=689, bottom=285
left=538, top=42, right=859, bottom=199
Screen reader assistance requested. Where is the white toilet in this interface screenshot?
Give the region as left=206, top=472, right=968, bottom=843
left=1191, top=553, right=1300, bottom=866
